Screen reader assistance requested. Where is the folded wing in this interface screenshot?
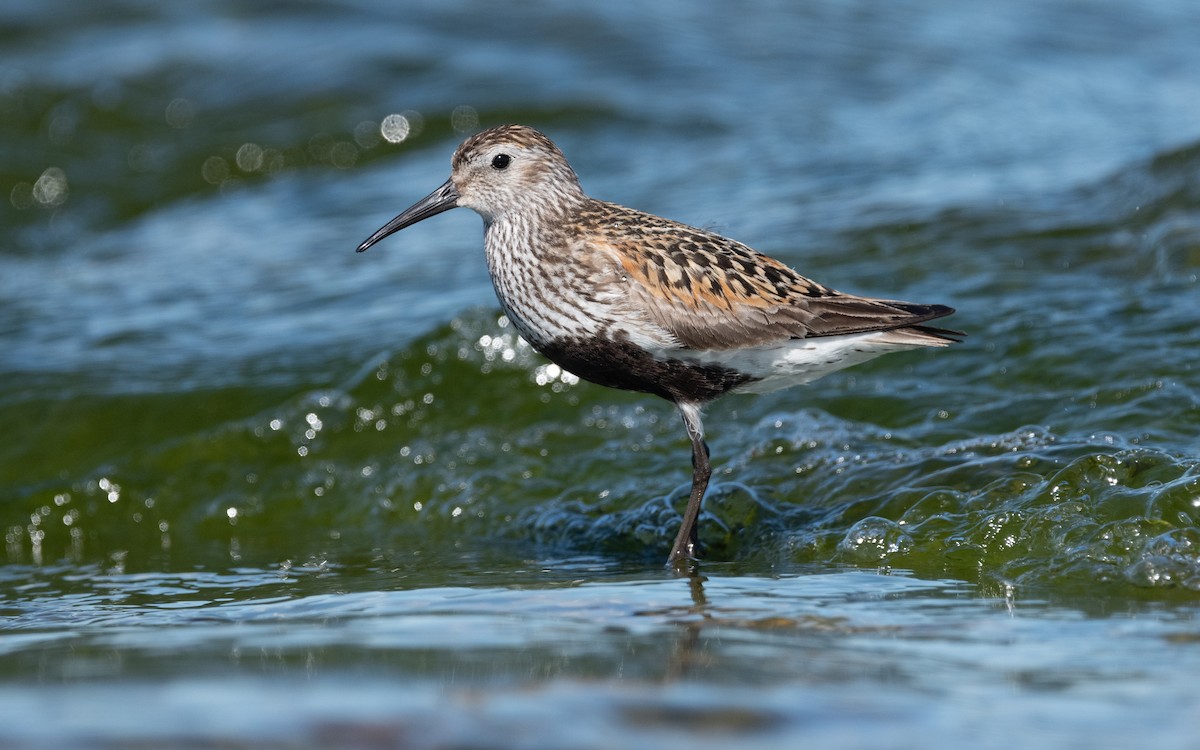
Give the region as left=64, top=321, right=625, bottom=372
left=583, top=202, right=960, bottom=352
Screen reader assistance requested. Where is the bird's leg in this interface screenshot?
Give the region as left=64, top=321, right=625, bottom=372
left=668, top=402, right=710, bottom=566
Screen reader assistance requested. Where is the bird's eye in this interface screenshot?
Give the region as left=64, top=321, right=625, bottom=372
left=491, top=153, right=511, bottom=170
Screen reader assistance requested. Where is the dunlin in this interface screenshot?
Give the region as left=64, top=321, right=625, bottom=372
left=358, top=124, right=960, bottom=566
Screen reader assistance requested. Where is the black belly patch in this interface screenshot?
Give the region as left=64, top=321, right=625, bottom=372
left=535, top=334, right=756, bottom=404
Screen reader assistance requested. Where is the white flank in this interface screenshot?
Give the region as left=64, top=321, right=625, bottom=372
left=672, top=331, right=936, bottom=395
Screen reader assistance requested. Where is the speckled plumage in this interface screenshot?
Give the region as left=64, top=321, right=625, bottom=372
left=357, top=124, right=961, bottom=566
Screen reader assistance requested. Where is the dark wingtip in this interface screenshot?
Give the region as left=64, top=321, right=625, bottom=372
left=914, top=304, right=964, bottom=341
left=914, top=323, right=966, bottom=342
left=921, top=303, right=955, bottom=319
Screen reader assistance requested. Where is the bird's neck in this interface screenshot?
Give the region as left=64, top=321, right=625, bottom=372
left=481, top=198, right=603, bottom=347
left=483, top=195, right=580, bottom=264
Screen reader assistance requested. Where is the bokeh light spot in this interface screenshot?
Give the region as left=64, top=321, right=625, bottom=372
left=32, top=167, right=68, bottom=207
left=329, top=141, right=357, bottom=168
left=235, top=142, right=264, bottom=172
left=451, top=105, right=478, bottom=133
left=380, top=114, right=410, bottom=144
left=354, top=120, right=380, bottom=149
left=10, top=182, right=33, bottom=210
left=165, top=97, right=195, bottom=128
left=201, top=156, right=229, bottom=184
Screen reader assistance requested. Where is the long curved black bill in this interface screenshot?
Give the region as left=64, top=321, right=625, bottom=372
left=356, top=178, right=459, bottom=253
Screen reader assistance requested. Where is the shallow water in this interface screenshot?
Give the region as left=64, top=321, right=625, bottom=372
left=3, top=1, right=1200, bottom=747
left=5, top=566, right=1199, bottom=749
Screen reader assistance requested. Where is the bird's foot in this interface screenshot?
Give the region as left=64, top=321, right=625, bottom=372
left=666, top=537, right=701, bottom=572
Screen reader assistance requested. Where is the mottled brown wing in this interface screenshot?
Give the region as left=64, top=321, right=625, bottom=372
left=583, top=202, right=955, bottom=351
